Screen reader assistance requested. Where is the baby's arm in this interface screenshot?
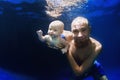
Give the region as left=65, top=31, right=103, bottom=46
left=36, top=30, right=45, bottom=42
left=36, top=30, right=51, bottom=42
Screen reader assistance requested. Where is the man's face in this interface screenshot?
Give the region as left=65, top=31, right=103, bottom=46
left=48, top=26, right=62, bottom=37
left=72, top=23, right=90, bottom=43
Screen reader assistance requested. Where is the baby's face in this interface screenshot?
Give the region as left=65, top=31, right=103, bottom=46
left=48, top=26, right=62, bottom=37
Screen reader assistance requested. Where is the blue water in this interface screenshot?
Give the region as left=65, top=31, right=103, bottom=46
left=0, top=67, right=119, bottom=80
left=0, top=0, right=120, bottom=80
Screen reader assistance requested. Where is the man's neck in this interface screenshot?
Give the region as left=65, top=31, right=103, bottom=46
left=74, top=38, right=91, bottom=48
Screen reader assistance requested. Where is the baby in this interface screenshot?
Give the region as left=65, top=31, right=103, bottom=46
left=36, top=20, right=72, bottom=54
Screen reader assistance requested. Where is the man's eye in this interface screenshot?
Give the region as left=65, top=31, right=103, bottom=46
left=81, top=28, right=86, bottom=32
left=73, top=30, right=79, bottom=33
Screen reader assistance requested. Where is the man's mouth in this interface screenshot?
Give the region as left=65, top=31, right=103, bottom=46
left=75, top=37, right=86, bottom=41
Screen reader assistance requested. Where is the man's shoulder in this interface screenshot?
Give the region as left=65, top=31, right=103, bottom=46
left=63, top=30, right=73, bottom=35
left=90, top=37, right=102, bottom=47
left=62, top=30, right=73, bottom=42
left=90, top=37, right=99, bottom=43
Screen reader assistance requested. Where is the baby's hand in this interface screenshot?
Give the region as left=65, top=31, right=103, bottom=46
left=36, top=30, right=43, bottom=37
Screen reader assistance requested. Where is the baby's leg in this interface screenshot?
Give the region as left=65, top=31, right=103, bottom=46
left=61, top=44, right=69, bottom=54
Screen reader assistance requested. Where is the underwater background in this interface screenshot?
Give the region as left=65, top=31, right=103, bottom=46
left=0, top=0, right=120, bottom=80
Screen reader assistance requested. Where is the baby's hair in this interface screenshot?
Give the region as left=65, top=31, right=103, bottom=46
left=49, top=20, right=64, bottom=33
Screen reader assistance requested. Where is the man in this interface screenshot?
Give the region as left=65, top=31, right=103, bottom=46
left=66, top=16, right=108, bottom=80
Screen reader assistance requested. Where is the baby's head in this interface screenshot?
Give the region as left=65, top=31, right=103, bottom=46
left=48, top=20, right=64, bottom=37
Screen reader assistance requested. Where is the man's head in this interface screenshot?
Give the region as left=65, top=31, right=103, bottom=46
left=71, top=16, right=91, bottom=47
left=48, top=20, right=64, bottom=37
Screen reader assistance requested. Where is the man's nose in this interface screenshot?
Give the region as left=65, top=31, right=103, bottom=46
left=78, top=32, right=83, bottom=37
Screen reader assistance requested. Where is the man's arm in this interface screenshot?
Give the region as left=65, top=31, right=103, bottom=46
left=66, top=39, right=102, bottom=76
left=66, top=51, right=82, bottom=76
left=79, top=40, right=102, bottom=75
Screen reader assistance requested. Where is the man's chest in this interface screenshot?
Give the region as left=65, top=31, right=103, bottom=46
left=71, top=45, right=93, bottom=61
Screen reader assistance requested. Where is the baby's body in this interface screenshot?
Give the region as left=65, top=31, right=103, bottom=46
left=36, top=20, right=73, bottom=54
